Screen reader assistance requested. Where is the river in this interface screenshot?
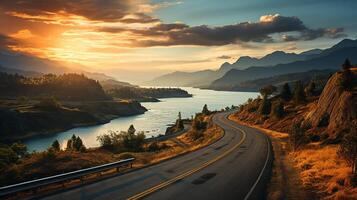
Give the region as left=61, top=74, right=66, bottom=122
left=25, top=88, right=258, bottom=151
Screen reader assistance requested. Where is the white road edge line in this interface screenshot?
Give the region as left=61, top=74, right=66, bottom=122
left=243, top=132, right=270, bottom=200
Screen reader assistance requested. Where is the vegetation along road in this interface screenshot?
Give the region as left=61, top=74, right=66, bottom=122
left=41, top=111, right=273, bottom=200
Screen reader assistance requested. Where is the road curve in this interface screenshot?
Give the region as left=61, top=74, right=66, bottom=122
left=40, top=111, right=273, bottom=200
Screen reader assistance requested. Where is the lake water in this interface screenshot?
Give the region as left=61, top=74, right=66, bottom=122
left=25, top=88, right=258, bottom=151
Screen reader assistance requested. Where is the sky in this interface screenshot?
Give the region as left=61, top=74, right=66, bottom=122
left=0, top=0, right=356, bottom=82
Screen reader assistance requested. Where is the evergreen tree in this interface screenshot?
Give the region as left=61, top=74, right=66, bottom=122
left=258, top=95, right=271, bottom=115
left=289, top=121, right=307, bottom=150
left=338, top=130, right=357, bottom=174
left=128, top=124, right=136, bottom=135
left=271, top=100, right=285, bottom=119
left=202, top=104, right=210, bottom=115
left=259, top=85, right=277, bottom=97
left=74, top=136, right=84, bottom=151
left=51, top=140, right=61, bottom=151
left=66, top=138, right=73, bottom=151
left=66, top=134, right=85, bottom=151
left=305, top=81, right=316, bottom=97
left=10, top=142, right=27, bottom=158
left=342, top=58, right=352, bottom=71
left=280, top=83, right=292, bottom=101
left=176, top=112, right=184, bottom=129
left=293, top=81, right=306, bottom=103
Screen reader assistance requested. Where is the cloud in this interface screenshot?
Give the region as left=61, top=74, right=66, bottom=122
left=0, top=0, right=151, bottom=23
left=283, top=28, right=346, bottom=41
left=217, top=55, right=232, bottom=59
left=10, top=29, right=35, bottom=39
left=101, top=14, right=343, bottom=46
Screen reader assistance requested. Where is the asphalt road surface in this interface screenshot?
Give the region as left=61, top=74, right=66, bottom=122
left=41, top=111, right=273, bottom=200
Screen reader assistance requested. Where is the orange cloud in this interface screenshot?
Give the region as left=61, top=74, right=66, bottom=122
left=10, top=29, right=35, bottom=39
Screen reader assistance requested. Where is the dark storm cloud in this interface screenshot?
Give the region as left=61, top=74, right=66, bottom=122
left=283, top=28, right=346, bottom=41
left=130, top=15, right=344, bottom=46
left=0, top=0, right=154, bottom=23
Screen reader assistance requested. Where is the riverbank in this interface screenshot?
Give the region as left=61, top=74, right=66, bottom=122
left=0, top=99, right=147, bottom=142
left=1, top=113, right=224, bottom=199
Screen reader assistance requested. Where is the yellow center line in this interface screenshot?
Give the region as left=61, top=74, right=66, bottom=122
left=127, top=115, right=247, bottom=200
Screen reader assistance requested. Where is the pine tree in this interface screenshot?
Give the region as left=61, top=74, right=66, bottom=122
left=10, top=142, right=27, bottom=158
left=271, top=100, right=285, bottom=119
left=51, top=140, right=61, bottom=151
left=342, top=58, right=352, bottom=71
left=202, top=104, right=210, bottom=115
left=128, top=124, right=136, bottom=135
left=258, top=95, right=271, bottom=115
left=305, top=81, right=316, bottom=97
left=293, top=81, right=306, bottom=103
left=176, top=112, right=184, bottom=129
left=280, top=83, right=292, bottom=101
left=259, top=85, right=277, bottom=97
left=338, top=130, right=357, bottom=174
left=289, top=121, right=307, bottom=150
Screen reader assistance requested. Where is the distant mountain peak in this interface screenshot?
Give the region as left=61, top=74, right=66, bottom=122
left=331, top=38, right=357, bottom=49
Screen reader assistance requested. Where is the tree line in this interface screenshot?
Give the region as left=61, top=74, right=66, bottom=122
left=0, top=73, right=110, bottom=101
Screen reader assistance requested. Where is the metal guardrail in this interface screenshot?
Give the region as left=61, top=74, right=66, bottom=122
left=0, top=158, right=135, bottom=197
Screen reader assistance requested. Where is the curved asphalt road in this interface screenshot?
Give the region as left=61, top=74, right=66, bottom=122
left=41, top=111, right=273, bottom=200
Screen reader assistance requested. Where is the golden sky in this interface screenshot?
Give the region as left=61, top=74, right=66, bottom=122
left=0, top=0, right=349, bottom=82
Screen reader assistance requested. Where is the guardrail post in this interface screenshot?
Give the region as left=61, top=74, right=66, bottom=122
left=130, top=163, right=133, bottom=168
left=116, top=167, right=120, bottom=172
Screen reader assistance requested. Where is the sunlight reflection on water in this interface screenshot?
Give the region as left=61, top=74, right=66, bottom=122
left=25, top=88, right=258, bottom=151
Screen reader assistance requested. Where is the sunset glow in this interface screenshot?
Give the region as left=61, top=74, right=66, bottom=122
left=1, top=0, right=356, bottom=82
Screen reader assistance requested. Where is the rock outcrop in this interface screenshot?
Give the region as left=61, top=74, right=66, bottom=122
left=305, top=70, right=357, bottom=139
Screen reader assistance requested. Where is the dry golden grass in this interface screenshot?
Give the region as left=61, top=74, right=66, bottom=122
left=231, top=114, right=357, bottom=199
left=291, top=144, right=357, bottom=200
left=131, top=124, right=224, bottom=168
left=228, top=115, right=288, bottom=139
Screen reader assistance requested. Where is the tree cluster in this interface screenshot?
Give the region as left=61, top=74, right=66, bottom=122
left=0, top=142, right=27, bottom=169
left=66, top=134, right=86, bottom=152
left=0, top=73, right=109, bottom=101
left=97, top=125, right=145, bottom=152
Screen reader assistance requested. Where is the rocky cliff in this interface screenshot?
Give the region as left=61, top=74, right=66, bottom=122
left=305, top=70, right=357, bottom=139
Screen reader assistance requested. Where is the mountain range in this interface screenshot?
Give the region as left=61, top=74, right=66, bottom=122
left=147, top=39, right=357, bottom=90
left=0, top=49, right=115, bottom=81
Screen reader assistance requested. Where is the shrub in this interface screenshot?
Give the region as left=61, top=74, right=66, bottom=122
left=97, top=125, right=146, bottom=152
left=0, top=146, right=18, bottom=167
left=36, top=96, right=61, bottom=110
left=289, top=121, right=308, bottom=150
left=192, top=115, right=207, bottom=131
